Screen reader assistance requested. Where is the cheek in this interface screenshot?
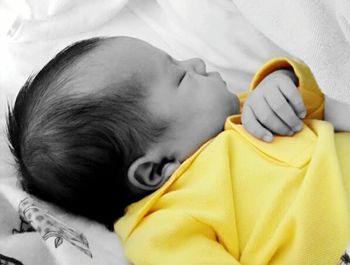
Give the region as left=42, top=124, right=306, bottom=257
left=201, top=92, right=234, bottom=129
left=184, top=78, right=232, bottom=123
left=200, top=88, right=229, bottom=114
left=191, top=96, right=226, bottom=128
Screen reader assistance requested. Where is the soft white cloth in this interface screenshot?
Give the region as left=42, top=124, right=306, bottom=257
left=129, top=0, right=290, bottom=92
left=231, top=0, right=350, bottom=104
left=0, top=178, right=130, bottom=265
left=1, top=0, right=128, bottom=41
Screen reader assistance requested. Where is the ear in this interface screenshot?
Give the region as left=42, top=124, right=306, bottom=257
left=127, top=156, right=180, bottom=192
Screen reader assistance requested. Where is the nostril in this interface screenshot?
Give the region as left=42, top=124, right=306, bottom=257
left=209, top=71, right=225, bottom=83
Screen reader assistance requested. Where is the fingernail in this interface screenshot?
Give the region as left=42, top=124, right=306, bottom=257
left=299, top=111, right=306, bottom=119
left=293, top=123, right=302, bottom=132
left=263, top=134, right=273, bottom=142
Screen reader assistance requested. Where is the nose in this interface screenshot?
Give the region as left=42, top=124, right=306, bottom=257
left=183, top=58, right=207, bottom=75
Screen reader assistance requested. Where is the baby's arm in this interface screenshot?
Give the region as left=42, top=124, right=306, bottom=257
left=324, top=96, right=350, bottom=132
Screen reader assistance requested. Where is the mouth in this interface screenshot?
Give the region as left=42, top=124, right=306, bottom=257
left=219, top=75, right=228, bottom=88
left=210, top=71, right=227, bottom=86
left=222, top=78, right=227, bottom=86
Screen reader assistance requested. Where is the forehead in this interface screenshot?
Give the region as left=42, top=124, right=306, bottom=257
left=106, top=37, right=164, bottom=66
left=71, top=37, right=169, bottom=94
left=98, top=37, right=169, bottom=85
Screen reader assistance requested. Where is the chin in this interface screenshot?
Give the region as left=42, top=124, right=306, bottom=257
left=227, top=93, right=240, bottom=116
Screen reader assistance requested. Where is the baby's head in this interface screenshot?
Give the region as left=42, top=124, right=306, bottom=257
left=7, top=36, right=239, bottom=229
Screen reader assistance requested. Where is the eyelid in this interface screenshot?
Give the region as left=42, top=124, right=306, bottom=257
left=171, top=57, right=186, bottom=85
left=178, top=70, right=186, bottom=85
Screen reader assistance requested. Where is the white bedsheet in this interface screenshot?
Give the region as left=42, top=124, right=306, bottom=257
left=231, top=0, right=350, bottom=104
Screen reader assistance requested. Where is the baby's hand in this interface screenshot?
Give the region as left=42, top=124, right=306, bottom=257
left=242, top=69, right=306, bottom=142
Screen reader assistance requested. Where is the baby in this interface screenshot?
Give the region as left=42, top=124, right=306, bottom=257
left=7, top=36, right=350, bottom=264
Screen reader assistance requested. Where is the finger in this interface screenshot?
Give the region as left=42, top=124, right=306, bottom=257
left=264, top=89, right=303, bottom=132
left=242, top=105, right=273, bottom=142
left=252, top=98, right=294, bottom=135
left=278, top=78, right=307, bottom=119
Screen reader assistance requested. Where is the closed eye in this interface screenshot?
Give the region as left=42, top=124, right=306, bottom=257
left=178, top=71, right=186, bottom=85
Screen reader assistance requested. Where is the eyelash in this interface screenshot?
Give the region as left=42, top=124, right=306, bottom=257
left=179, top=71, right=186, bottom=85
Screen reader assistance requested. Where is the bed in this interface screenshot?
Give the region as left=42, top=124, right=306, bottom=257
left=1, top=0, right=350, bottom=264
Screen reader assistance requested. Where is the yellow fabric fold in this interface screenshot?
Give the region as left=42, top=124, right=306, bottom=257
left=115, top=57, right=350, bottom=265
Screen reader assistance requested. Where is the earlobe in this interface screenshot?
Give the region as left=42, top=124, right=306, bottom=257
left=127, top=156, right=180, bottom=192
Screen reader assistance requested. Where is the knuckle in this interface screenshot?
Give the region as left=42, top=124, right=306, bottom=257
left=291, top=94, right=305, bottom=109
left=259, top=116, right=269, bottom=126
left=288, top=88, right=299, bottom=97
left=281, top=82, right=299, bottom=97
left=269, top=121, right=284, bottom=134
left=273, top=101, right=286, bottom=113
left=258, top=112, right=270, bottom=124
left=283, top=112, right=296, bottom=123
left=281, top=115, right=298, bottom=130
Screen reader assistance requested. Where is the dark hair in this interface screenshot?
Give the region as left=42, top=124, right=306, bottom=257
left=6, top=37, right=168, bottom=230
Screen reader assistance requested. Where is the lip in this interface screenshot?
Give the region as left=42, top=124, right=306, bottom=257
left=222, top=78, right=227, bottom=86
left=210, top=71, right=227, bottom=86
left=219, top=75, right=227, bottom=87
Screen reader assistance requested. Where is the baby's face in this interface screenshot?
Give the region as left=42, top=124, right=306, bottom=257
left=93, top=37, right=240, bottom=162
